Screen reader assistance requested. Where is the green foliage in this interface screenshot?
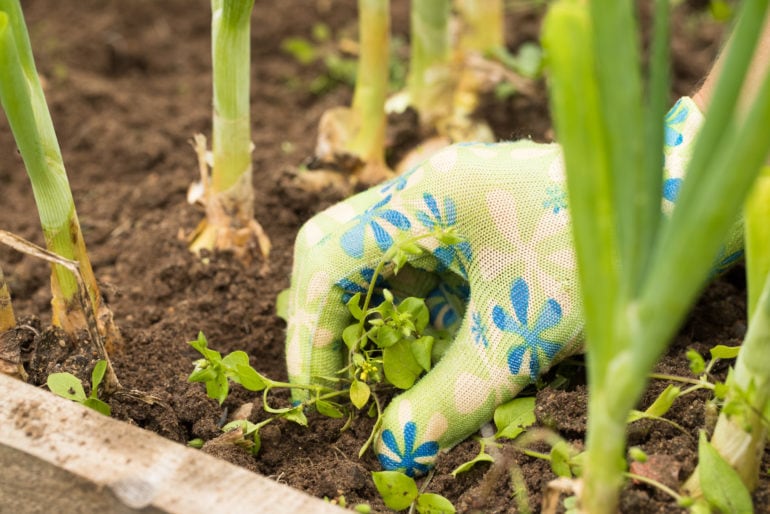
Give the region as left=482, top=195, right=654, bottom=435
left=371, top=471, right=455, bottom=513
left=187, top=332, right=267, bottom=405
left=709, top=345, right=741, bottom=361
left=281, top=22, right=406, bottom=95
left=698, top=432, right=754, bottom=514
left=221, top=418, right=273, bottom=455
left=494, top=396, right=536, bottom=439
left=543, top=0, right=770, bottom=509
left=628, top=384, right=681, bottom=422
left=450, top=438, right=495, bottom=477
left=47, top=360, right=111, bottom=416
left=549, top=440, right=576, bottom=478
left=491, top=42, right=544, bottom=79
left=342, top=227, right=463, bottom=412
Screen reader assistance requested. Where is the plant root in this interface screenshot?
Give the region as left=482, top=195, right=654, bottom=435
left=188, top=135, right=271, bottom=271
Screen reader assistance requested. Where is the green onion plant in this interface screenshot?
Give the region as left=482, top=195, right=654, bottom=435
left=0, top=0, right=119, bottom=349
left=189, top=0, right=271, bottom=264
left=685, top=164, right=770, bottom=495
left=406, top=0, right=453, bottom=131
left=312, top=0, right=393, bottom=187
left=542, top=0, right=770, bottom=511
left=347, top=0, right=391, bottom=182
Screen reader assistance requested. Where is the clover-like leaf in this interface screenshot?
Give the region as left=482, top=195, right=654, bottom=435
left=343, top=324, right=365, bottom=351
left=416, top=493, right=456, bottom=514
left=83, top=397, right=111, bottom=417
left=372, top=325, right=402, bottom=348
left=47, top=373, right=86, bottom=402
left=283, top=406, right=308, bottom=426
left=372, top=471, right=419, bottom=511
left=450, top=451, right=494, bottom=477
left=686, top=349, right=706, bottom=375
left=550, top=441, right=574, bottom=478
left=709, top=344, right=741, bottom=360
left=383, top=340, right=423, bottom=389
left=347, top=293, right=364, bottom=321
left=350, top=379, right=371, bottom=409
left=397, top=297, right=429, bottom=332
left=494, top=397, right=536, bottom=439
left=411, top=336, right=434, bottom=372
left=316, top=400, right=344, bottom=419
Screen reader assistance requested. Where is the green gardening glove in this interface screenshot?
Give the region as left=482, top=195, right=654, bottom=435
left=285, top=97, right=742, bottom=476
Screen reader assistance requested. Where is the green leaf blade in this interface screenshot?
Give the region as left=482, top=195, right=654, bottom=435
left=493, top=397, right=536, bottom=439
left=47, top=373, right=86, bottom=402
left=698, top=432, right=754, bottom=514
left=416, top=493, right=455, bottom=514
left=372, top=471, right=419, bottom=511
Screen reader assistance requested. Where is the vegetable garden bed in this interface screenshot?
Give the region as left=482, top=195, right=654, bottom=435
left=1, top=0, right=768, bottom=512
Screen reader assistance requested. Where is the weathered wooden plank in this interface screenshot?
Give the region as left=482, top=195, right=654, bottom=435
left=0, top=374, right=344, bottom=514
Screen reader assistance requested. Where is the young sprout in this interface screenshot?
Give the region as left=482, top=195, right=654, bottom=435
left=188, top=0, right=271, bottom=265
left=46, top=360, right=111, bottom=416
left=313, top=0, right=393, bottom=187
left=543, top=0, right=770, bottom=511
left=0, top=0, right=120, bottom=349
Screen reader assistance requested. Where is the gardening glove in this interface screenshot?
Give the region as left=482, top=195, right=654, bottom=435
left=285, top=97, right=743, bottom=477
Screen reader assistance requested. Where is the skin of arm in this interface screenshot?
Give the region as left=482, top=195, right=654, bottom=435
left=693, top=10, right=770, bottom=116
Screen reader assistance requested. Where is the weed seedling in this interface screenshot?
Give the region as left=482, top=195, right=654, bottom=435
left=372, top=470, right=455, bottom=513
left=47, top=360, right=111, bottom=416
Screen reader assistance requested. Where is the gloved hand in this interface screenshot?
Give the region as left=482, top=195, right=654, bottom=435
left=285, top=97, right=741, bottom=477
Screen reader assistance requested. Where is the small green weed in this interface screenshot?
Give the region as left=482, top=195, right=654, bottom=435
left=47, top=359, right=111, bottom=416
left=372, top=470, right=455, bottom=513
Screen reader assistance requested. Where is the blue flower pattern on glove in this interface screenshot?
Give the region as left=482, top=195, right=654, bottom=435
left=492, top=278, right=563, bottom=381
left=425, top=283, right=469, bottom=330
left=380, top=165, right=418, bottom=194
left=663, top=178, right=682, bottom=203
left=543, top=184, right=567, bottom=213
left=377, top=421, right=439, bottom=477
left=340, top=195, right=411, bottom=259
left=416, top=193, right=473, bottom=278
left=664, top=98, right=688, bottom=148
left=336, top=267, right=386, bottom=305
left=710, top=248, right=745, bottom=278
left=471, top=311, right=490, bottom=348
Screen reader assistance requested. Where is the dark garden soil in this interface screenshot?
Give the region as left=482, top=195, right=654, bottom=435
left=1, top=0, right=768, bottom=512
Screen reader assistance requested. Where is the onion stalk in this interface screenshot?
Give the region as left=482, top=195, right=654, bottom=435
left=189, top=0, right=271, bottom=264
left=0, top=0, right=119, bottom=348
left=407, top=0, right=453, bottom=131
